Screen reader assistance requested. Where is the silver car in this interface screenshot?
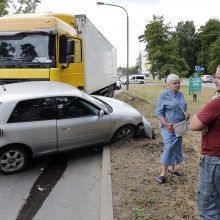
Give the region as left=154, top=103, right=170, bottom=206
left=201, top=74, right=213, bottom=83
left=0, top=81, right=153, bottom=174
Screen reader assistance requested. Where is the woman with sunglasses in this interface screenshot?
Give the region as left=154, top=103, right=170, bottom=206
left=155, top=74, right=190, bottom=183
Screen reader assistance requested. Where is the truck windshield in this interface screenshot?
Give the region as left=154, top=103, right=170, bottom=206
left=0, top=32, right=56, bottom=68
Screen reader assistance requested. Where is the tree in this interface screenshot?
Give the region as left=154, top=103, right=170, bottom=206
left=12, top=0, right=41, bottom=14
left=0, top=42, right=15, bottom=57
left=117, top=65, right=139, bottom=76
left=196, top=19, right=220, bottom=74
left=143, top=15, right=187, bottom=79
left=174, top=21, right=197, bottom=76
left=0, top=0, right=9, bottom=16
left=208, top=38, right=220, bottom=74
left=0, top=0, right=41, bottom=15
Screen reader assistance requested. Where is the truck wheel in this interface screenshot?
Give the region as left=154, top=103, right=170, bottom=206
left=112, top=125, right=135, bottom=142
left=0, top=146, right=29, bottom=174
left=108, top=85, right=114, bottom=97
left=111, top=85, right=115, bottom=97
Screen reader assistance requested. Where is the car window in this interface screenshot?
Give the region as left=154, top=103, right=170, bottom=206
left=136, top=76, right=144, bottom=80
left=8, top=97, right=56, bottom=123
left=56, top=97, right=100, bottom=119
left=91, top=96, right=113, bottom=113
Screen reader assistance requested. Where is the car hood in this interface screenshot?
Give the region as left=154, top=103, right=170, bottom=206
left=93, top=95, right=142, bottom=115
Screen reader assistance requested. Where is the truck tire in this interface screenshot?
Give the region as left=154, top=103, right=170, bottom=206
left=108, top=85, right=114, bottom=98
left=110, top=85, right=115, bottom=97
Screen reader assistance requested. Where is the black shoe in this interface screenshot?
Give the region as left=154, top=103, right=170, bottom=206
left=156, top=176, right=166, bottom=183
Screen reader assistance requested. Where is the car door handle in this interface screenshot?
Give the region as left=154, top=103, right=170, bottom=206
left=62, top=127, right=71, bottom=131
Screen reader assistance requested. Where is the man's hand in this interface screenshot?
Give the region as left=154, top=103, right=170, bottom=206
left=189, top=114, right=205, bottom=131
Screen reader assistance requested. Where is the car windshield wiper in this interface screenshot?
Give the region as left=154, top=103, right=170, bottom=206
left=0, top=58, right=23, bottom=67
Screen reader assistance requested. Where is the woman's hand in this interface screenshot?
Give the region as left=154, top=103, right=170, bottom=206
left=159, top=116, right=174, bottom=132
left=184, top=112, right=190, bottom=120
left=165, top=124, right=174, bottom=133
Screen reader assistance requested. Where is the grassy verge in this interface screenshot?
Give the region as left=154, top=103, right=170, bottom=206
left=111, top=83, right=215, bottom=220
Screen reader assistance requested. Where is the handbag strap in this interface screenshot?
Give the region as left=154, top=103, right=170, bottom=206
left=167, top=91, right=186, bottom=114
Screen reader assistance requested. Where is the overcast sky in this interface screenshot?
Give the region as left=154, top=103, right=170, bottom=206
left=37, top=0, right=220, bottom=67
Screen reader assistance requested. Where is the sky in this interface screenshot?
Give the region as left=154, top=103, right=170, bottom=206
left=36, top=0, right=220, bottom=67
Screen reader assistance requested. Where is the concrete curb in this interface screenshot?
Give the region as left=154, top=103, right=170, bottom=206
left=100, top=146, right=113, bottom=220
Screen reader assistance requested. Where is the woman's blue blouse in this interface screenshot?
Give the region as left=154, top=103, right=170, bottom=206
left=155, top=89, right=187, bottom=126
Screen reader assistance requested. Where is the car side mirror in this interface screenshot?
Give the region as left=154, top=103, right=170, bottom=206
left=99, top=109, right=104, bottom=117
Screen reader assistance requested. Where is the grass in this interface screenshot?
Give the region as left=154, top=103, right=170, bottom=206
left=111, top=83, right=215, bottom=220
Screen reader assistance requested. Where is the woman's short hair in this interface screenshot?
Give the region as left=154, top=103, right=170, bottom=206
left=166, top=74, right=180, bottom=84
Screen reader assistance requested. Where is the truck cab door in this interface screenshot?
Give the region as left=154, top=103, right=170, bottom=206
left=58, top=35, right=84, bottom=88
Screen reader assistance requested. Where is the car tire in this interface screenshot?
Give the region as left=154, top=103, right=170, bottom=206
left=140, top=81, right=144, bottom=84
left=0, top=145, right=29, bottom=174
left=112, top=125, right=135, bottom=142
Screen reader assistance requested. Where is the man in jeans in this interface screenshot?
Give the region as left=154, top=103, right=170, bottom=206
left=190, top=65, right=220, bottom=220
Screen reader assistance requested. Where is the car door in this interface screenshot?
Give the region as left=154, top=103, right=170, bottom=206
left=6, top=97, right=57, bottom=156
left=56, top=96, right=112, bottom=151
left=129, top=76, right=136, bottom=84
left=137, top=76, right=145, bottom=84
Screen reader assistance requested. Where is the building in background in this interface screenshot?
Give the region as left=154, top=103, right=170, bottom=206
left=139, top=50, right=150, bottom=76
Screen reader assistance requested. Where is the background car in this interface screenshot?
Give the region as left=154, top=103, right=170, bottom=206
left=115, top=78, right=122, bottom=90
left=0, top=81, right=153, bottom=174
left=122, top=75, right=145, bottom=85
left=201, top=74, right=213, bottom=83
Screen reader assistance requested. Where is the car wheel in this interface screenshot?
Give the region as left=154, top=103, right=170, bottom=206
left=140, top=81, right=144, bottom=84
left=0, top=146, right=29, bottom=174
left=112, top=125, right=135, bottom=142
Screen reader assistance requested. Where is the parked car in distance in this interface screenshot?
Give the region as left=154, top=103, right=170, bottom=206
left=0, top=81, right=154, bottom=174
left=201, top=74, right=213, bottom=83
left=115, top=77, right=122, bottom=90
left=122, top=75, right=145, bottom=85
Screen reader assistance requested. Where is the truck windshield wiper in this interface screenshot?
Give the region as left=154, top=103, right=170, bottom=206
left=0, top=57, right=18, bottom=61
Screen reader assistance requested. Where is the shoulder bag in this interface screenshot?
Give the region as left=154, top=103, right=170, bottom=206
left=167, top=92, right=189, bottom=137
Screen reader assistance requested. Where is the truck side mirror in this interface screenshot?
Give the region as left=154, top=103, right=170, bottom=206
left=61, top=40, right=75, bottom=69
left=66, top=40, right=74, bottom=56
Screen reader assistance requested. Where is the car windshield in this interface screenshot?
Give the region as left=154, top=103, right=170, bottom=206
left=91, top=96, right=113, bottom=113
left=81, top=92, right=111, bottom=113
left=0, top=32, right=56, bottom=68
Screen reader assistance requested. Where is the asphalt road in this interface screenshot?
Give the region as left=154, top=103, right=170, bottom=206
left=0, top=147, right=102, bottom=220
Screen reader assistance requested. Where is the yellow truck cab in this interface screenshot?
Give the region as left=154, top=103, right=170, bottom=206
left=0, top=13, right=117, bottom=96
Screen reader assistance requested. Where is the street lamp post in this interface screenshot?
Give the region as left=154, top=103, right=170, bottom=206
left=138, top=36, right=142, bottom=73
left=97, top=1, right=129, bottom=90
